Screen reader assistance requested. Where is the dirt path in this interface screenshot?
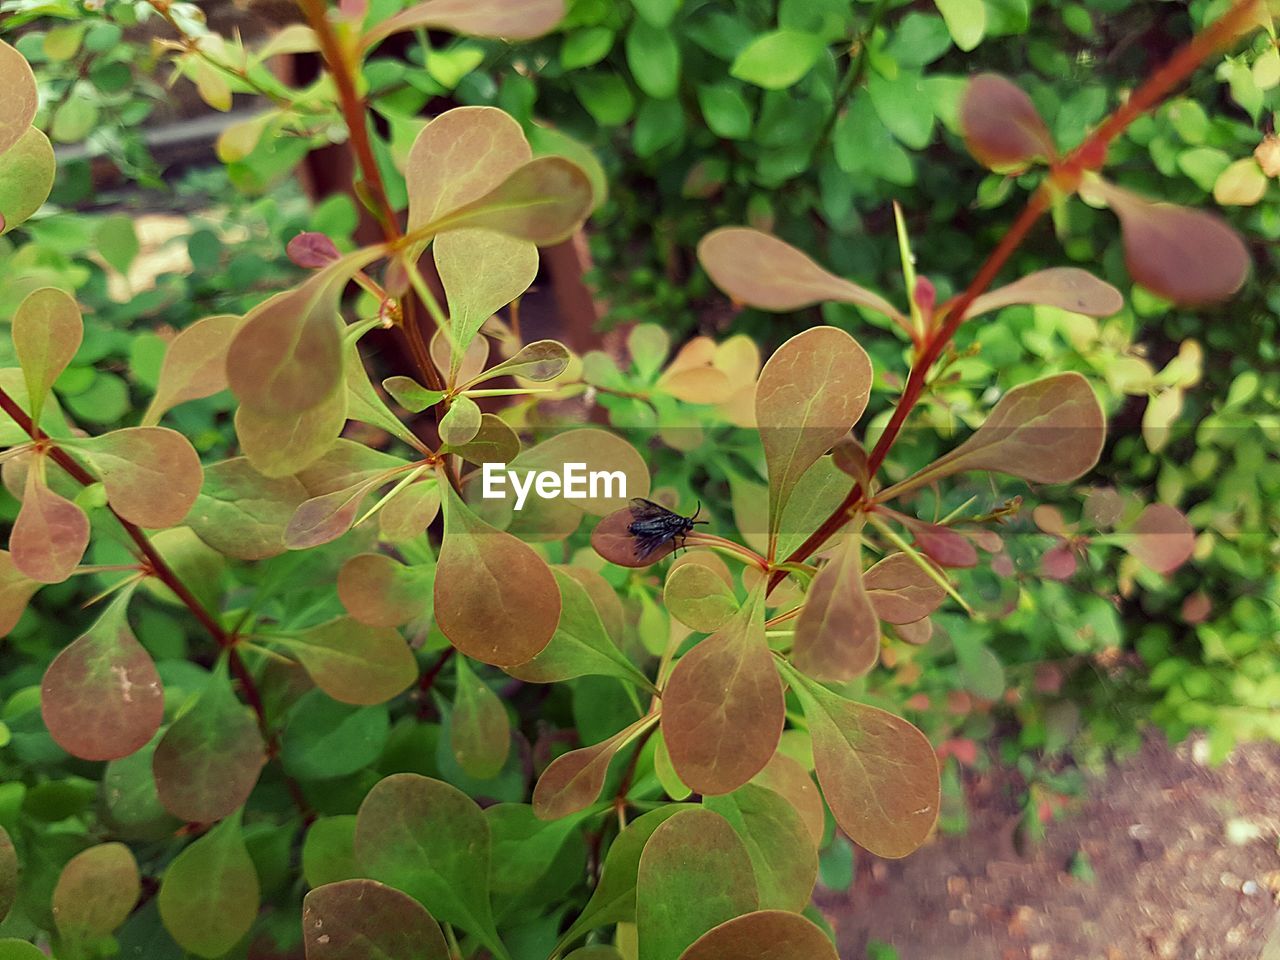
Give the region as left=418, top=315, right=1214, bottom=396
left=824, top=736, right=1280, bottom=959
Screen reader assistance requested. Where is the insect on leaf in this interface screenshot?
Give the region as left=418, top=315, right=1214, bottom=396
left=303, top=879, right=450, bottom=960
left=792, top=532, right=881, bottom=682
left=677, top=910, right=839, bottom=960
left=276, top=617, right=417, bottom=706
left=52, top=843, right=140, bottom=945
left=533, top=714, right=657, bottom=820
left=12, top=287, right=82, bottom=424
left=142, top=314, right=239, bottom=425
left=41, top=586, right=163, bottom=761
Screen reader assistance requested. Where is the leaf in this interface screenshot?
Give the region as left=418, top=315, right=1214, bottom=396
left=234, top=383, right=348, bottom=478
left=513, top=429, right=651, bottom=516
left=12, top=287, right=82, bottom=423
left=0, top=128, right=55, bottom=236
left=560, top=806, right=689, bottom=944
left=935, top=0, right=986, bottom=51
left=1090, top=180, right=1250, bottom=305
left=277, top=617, right=418, bottom=706
left=785, top=668, right=939, bottom=859
left=882, top=372, right=1105, bottom=499
left=434, top=481, right=561, bottom=666
left=383, top=376, right=446, bottom=413
left=533, top=715, right=657, bottom=820
left=11, top=458, right=90, bottom=584
left=729, top=30, right=823, bottom=90
left=1143, top=387, right=1183, bottom=453
left=793, top=533, right=880, bottom=682
left=188, top=458, right=308, bottom=560
left=664, top=562, right=738, bottom=632
left=636, top=809, right=758, bottom=960
left=507, top=568, right=651, bottom=688
left=379, top=479, right=442, bottom=542
left=0, top=827, right=14, bottom=923
left=908, top=520, right=978, bottom=569
left=963, top=268, right=1123, bottom=319
left=465, top=339, right=572, bottom=385
left=698, top=228, right=903, bottom=319
left=71, top=427, right=202, bottom=528
left=363, top=0, right=565, bottom=50
left=0, top=550, right=41, bottom=637
left=52, top=843, right=139, bottom=944
left=750, top=753, right=824, bottom=846
left=337, top=553, right=431, bottom=627
left=415, top=157, right=594, bottom=247
left=303, top=879, right=450, bottom=960
left=287, top=231, right=341, bottom=269
left=142, top=314, right=239, bottom=425
left=755, top=327, right=872, bottom=546
left=451, top=655, right=511, bottom=779
left=1122, top=503, right=1195, bottom=574
left=1215, top=157, right=1268, bottom=205
left=0, top=39, right=38, bottom=156
left=354, top=774, right=507, bottom=958
left=439, top=395, right=483, bottom=446
left=158, top=812, right=260, bottom=959
left=677, top=910, right=838, bottom=960
left=662, top=589, right=784, bottom=795
left=286, top=469, right=398, bottom=550
left=41, top=588, right=163, bottom=761
left=152, top=660, right=267, bottom=823
left=703, top=785, right=817, bottom=912
left=451, top=414, right=522, bottom=467
left=863, top=553, right=946, bottom=624
left=959, top=73, right=1056, bottom=171
left=302, top=817, right=360, bottom=889
left=436, top=230, right=539, bottom=368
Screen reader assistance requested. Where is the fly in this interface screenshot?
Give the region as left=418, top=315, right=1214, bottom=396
left=627, top=498, right=708, bottom=559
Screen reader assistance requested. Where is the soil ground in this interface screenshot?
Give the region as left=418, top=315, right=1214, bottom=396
left=823, top=735, right=1280, bottom=960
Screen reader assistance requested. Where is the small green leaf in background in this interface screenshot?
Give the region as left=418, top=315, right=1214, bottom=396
left=451, top=655, right=511, bottom=779
left=935, top=0, right=986, bottom=51
left=96, top=215, right=141, bottom=276
left=52, top=842, right=140, bottom=948
left=697, top=83, right=753, bottom=139
left=562, top=27, right=615, bottom=69
left=302, top=816, right=360, bottom=889
left=0, top=826, right=15, bottom=923
left=627, top=21, right=681, bottom=99
left=158, top=811, right=260, bottom=959
left=633, top=0, right=681, bottom=28
left=730, top=30, right=824, bottom=90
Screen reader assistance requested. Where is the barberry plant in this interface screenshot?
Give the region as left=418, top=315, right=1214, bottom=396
left=0, top=1, right=1267, bottom=959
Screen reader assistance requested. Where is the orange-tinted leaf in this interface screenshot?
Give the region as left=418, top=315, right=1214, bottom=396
left=662, top=589, right=784, bottom=795
left=0, top=39, right=38, bottom=156
left=786, top=668, right=939, bottom=858
left=285, top=469, right=398, bottom=550
left=363, top=0, right=565, bottom=51
left=469, top=339, right=571, bottom=384
left=894, top=617, right=933, bottom=645
left=533, top=715, right=657, bottom=820
left=143, top=315, right=239, bottom=425
left=277, top=617, right=417, bottom=706
left=964, top=268, right=1123, bottom=319
left=434, top=482, right=561, bottom=666
left=436, top=230, right=539, bottom=368
left=750, top=753, right=824, bottom=846
left=1041, top=542, right=1078, bottom=579
left=0, top=826, right=13, bottom=923
left=755, top=327, right=872, bottom=546
left=234, top=384, right=348, bottom=478
left=12, top=287, right=82, bottom=422
left=678, top=910, right=838, bottom=960
left=337, top=553, right=432, bottom=627
left=188, top=458, right=308, bottom=560
left=1123, top=503, right=1195, bottom=574
left=864, top=553, right=947, bottom=624
left=153, top=660, right=266, bottom=823
left=793, top=533, right=880, bottom=682
left=11, top=459, right=89, bottom=584
left=52, top=843, right=139, bottom=943
left=636, top=809, right=758, bottom=960
left=450, top=655, right=510, bottom=779
left=0, top=550, right=40, bottom=636
left=883, top=372, right=1105, bottom=500
left=41, top=588, right=163, bottom=761
left=72, top=427, right=202, bottom=528
left=303, top=879, right=450, bottom=960
left=908, top=520, right=978, bottom=569
left=960, top=73, right=1056, bottom=172
left=0, top=127, right=55, bottom=236
left=703, top=784, right=817, bottom=911
left=1092, top=180, right=1250, bottom=304
left=698, top=228, right=903, bottom=319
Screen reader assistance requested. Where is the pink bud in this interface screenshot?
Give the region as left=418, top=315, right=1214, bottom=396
left=287, top=232, right=341, bottom=270
left=913, top=276, right=937, bottom=318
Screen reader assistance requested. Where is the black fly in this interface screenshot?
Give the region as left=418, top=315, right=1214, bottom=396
left=627, top=498, right=708, bottom=559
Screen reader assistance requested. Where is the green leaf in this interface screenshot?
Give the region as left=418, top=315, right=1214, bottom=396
left=486, top=802, right=583, bottom=897
left=626, top=21, right=680, bottom=100
left=276, top=617, right=417, bottom=706
left=632, top=0, right=681, bottom=27
left=282, top=691, right=389, bottom=781
left=158, top=811, right=260, bottom=959
left=383, top=376, right=446, bottom=412
left=661, top=588, right=783, bottom=795
left=451, top=655, right=511, bottom=779
left=636, top=809, right=758, bottom=960
left=696, top=84, right=753, bottom=140
left=439, top=395, right=483, bottom=446
left=152, top=659, right=267, bottom=823
left=0, top=40, right=38, bottom=156
left=302, top=816, right=360, bottom=889
left=784, top=666, right=940, bottom=859
left=355, top=774, right=509, bottom=960
left=40, top=587, right=163, bottom=761
left=0, top=128, right=55, bottom=236
left=0, top=827, right=14, bottom=923
left=303, top=879, right=450, bottom=960
left=678, top=910, right=838, bottom=960
left=435, top=230, right=538, bottom=371
left=52, top=843, right=140, bottom=945
left=868, top=70, right=936, bottom=149
left=730, top=30, right=824, bottom=90
left=12, top=287, right=82, bottom=424
left=533, top=715, right=657, bottom=820
left=703, top=785, right=817, bottom=912
left=466, top=339, right=571, bottom=385
left=573, top=73, right=635, bottom=125
left=935, top=0, right=986, bottom=51
left=142, top=314, right=239, bottom=425
left=561, top=27, right=614, bottom=69
left=95, top=215, right=140, bottom=276
left=663, top=561, right=737, bottom=632
left=233, top=358, right=349, bottom=477
left=338, top=553, right=432, bottom=627
left=0, top=551, right=40, bottom=638
left=188, top=458, right=308, bottom=561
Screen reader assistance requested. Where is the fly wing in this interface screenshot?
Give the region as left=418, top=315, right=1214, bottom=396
left=629, top=498, right=673, bottom=521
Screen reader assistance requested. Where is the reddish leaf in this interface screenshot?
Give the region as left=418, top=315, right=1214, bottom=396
left=11, top=458, right=89, bottom=584
left=337, top=553, right=432, bottom=627
left=303, top=879, right=450, bottom=960
left=286, top=469, right=400, bottom=550
left=72, top=427, right=202, bottom=528
left=863, top=553, right=946, bottom=624
left=0, top=550, right=40, bottom=637
left=960, top=73, right=1056, bottom=172
left=12, top=287, right=82, bottom=422
left=908, top=521, right=978, bottom=569
left=592, top=505, right=676, bottom=568
left=793, top=533, right=880, bottom=682
left=662, top=589, right=784, bottom=795
left=142, top=314, right=239, bottom=425
left=533, top=715, right=657, bottom=820
left=363, top=0, right=566, bottom=51
left=41, top=588, right=163, bottom=761
left=894, top=617, right=933, bottom=645
left=750, top=753, right=825, bottom=847
left=1041, top=542, right=1078, bottom=580
left=1092, top=179, right=1250, bottom=305
left=234, top=384, right=348, bottom=478
left=698, top=227, right=904, bottom=319
left=678, top=910, right=838, bottom=960
left=964, top=268, right=1123, bottom=319
left=287, top=232, right=341, bottom=270
left=52, top=843, right=140, bottom=943
left=1123, top=503, right=1195, bottom=574
left=0, top=826, right=15, bottom=923
left=0, top=39, right=38, bottom=156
